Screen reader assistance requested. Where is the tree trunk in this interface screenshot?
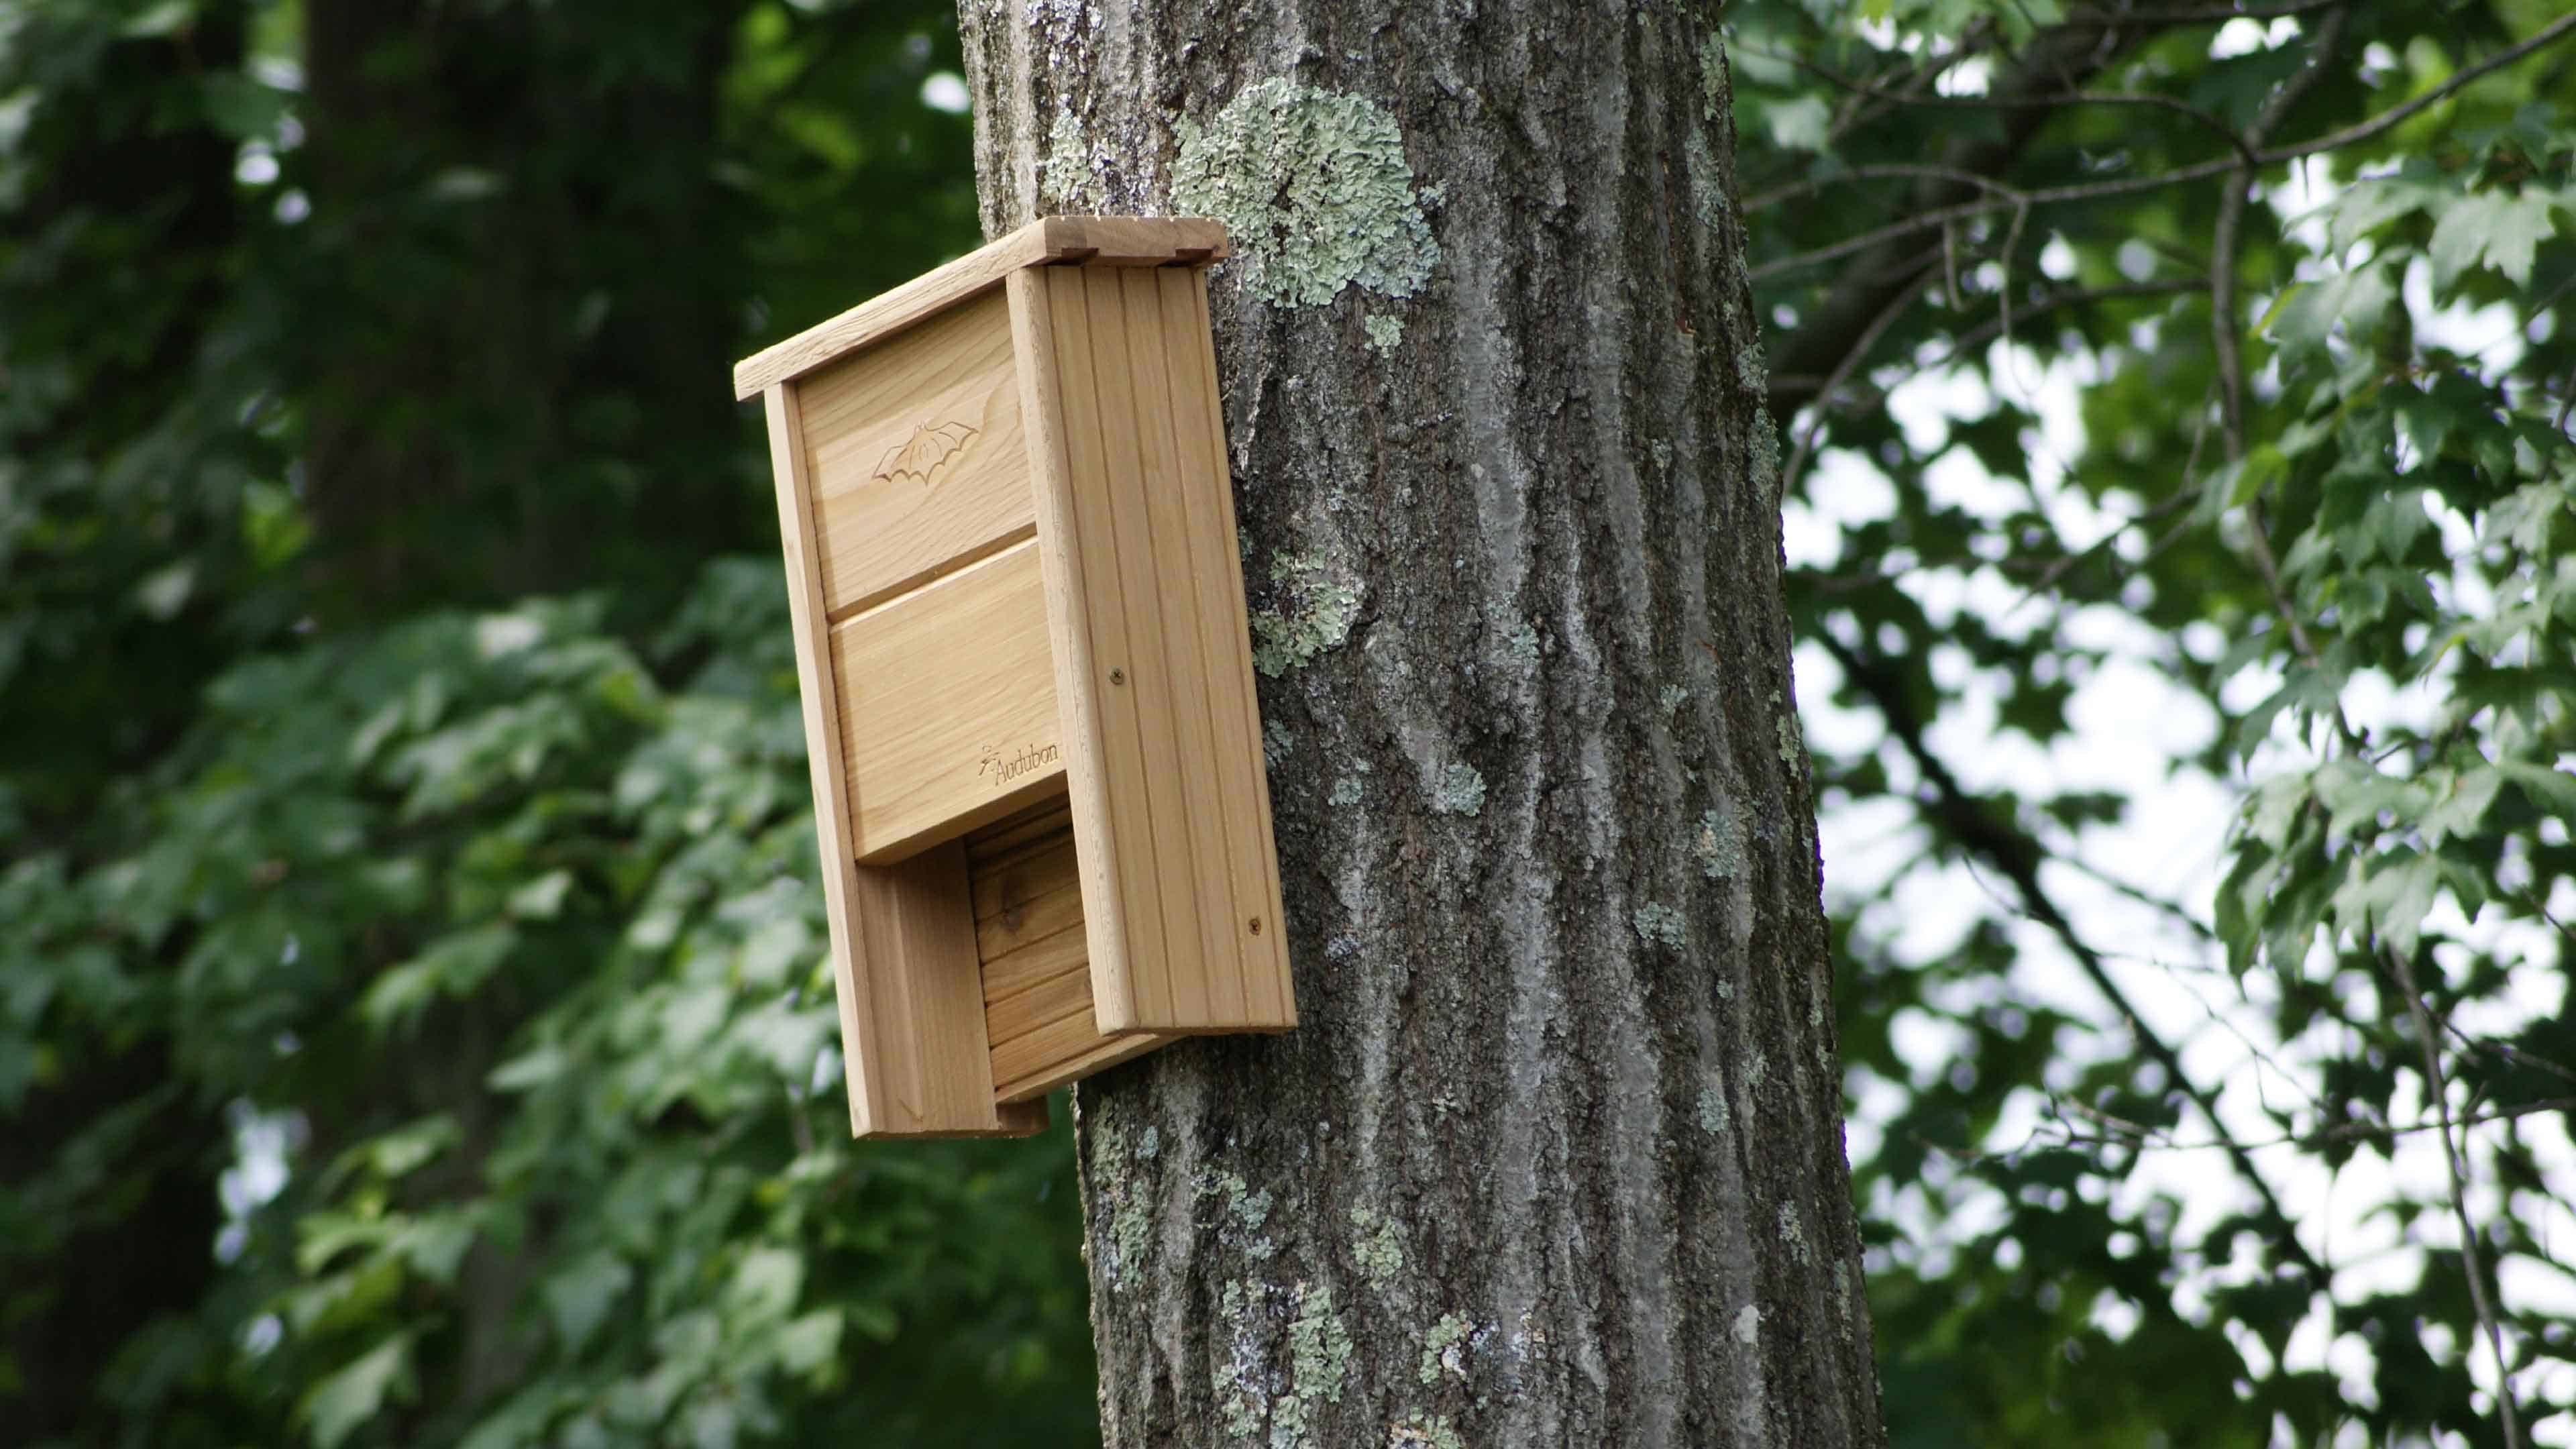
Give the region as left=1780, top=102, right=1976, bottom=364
left=958, top=4, right=1884, bottom=1444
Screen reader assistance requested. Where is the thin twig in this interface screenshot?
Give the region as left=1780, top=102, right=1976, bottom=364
left=1743, top=162, right=2027, bottom=214
left=1751, top=11, right=2576, bottom=282
left=1815, top=629, right=2334, bottom=1289
left=1781, top=281, right=1925, bottom=496
left=1739, top=42, right=2258, bottom=165
left=2043, top=1093, right=2575, bottom=1152
left=2387, top=948, right=2526, bottom=1449
left=2069, top=0, right=2346, bottom=24
left=2061, top=853, right=2225, bottom=943
left=2215, top=10, right=2351, bottom=696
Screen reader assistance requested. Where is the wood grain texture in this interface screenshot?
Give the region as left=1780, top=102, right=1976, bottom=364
left=770, top=384, right=1028, bottom=1140
left=1031, top=266, right=1295, bottom=1034
left=732, top=215, right=1229, bottom=398
left=961, top=811, right=1181, bottom=1107
left=796, top=288, right=1033, bottom=619
left=763, top=383, right=883, bottom=1136
left=993, top=1019, right=1168, bottom=1104
left=1153, top=268, right=1295, bottom=1023
left=849, top=841, right=1031, bottom=1137
left=1006, top=264, right=1142, bottom=1030
left=828, top=537, right=1063, bottom=863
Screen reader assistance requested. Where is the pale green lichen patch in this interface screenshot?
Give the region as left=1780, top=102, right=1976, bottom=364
left=1092, top=1118, right=1154, bottom=1293
left=1779, top=1203, right=1812, bottom=1266
left=1329, top=777, right=1363, bottom=808
left=1695, top=803, right=1746, bottom=879
left=1733, top=1303, right=1762, bottom=1346
left=1272, top=1280, right=1353, bottom=1438
left=1430, top=763, right=1485, bottom=818
left=1697, top=1078, right=1731, bottom=1134
left=1040, top=108, right=1108, bottom=210
left=1171, top=78, right=1440, bottom=308
left=1633, top=902, right=1686, bottom=949
left=1484, top=605, right=1540, bottom=670
left=1264, top=717, right=1295, bottom=766
left=1200, top=1167, right=1278, bottom=1262
left=1770, top=688, right=1803, bottom=765
left=1750, top=403, right=1782, bottom=501
left=1364, top=313, right=1405, bottom=354
left=1214, top=1280, right=1267, bottom=1438
left=1252, top=551, right=1362, bottom=677
left=1686, top=126, right=1727, bottom=229
left=1417, top=1313, right=1474, bottom=1385
left=1660, top=683, right=1690, bottom=717
left=1389, top=1413, right=1464, bottom=1449
left=1350, top=1205, right=1406, bottom=1291
left=1700, top=33, right=1729, bottom=121
left=1736, top=341, right=1770, bottom=396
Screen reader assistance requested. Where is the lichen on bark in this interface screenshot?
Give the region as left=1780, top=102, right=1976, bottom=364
left=1170, top=78, right=1440, bottom=308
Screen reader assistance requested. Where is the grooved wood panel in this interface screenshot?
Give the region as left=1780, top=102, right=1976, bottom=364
left=765, top=382, right=1034, bottom=1140
left=798, top=290, right=1034, bottom=618
left=828, top=538, right=1064, bottom=863
left=964, top=809, right=1172, bottom=1104
left=1028, top=264, right=1297, bottom=1033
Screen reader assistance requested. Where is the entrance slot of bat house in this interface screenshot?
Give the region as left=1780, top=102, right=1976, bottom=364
left=965, top=796, right=1169, bottom=1104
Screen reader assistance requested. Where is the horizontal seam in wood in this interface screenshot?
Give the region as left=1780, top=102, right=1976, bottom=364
left=977, top=881, right=1081, bottom=933
left=985, top=990, right=1096, bottom=1049
left=823, top=524, right=1040, bottom=625
left=979, top=923, right=1091, bottom=996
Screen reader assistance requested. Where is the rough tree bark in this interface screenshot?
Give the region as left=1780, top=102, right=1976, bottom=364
left=959, top=3, right=1884, bottom=1444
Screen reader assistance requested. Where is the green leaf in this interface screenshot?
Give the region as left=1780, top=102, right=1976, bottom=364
left=775, top=1308, right=844, bottom=1377
left=301, top=1334, right=414, bottom=1449
left=543, top=1249, right=634, bottom=1354
left=2266, top=261, right=2395, bottom=362
left=2324, top=176, right=2432, bottom=253
left=507, top=869, right=574, bottom=920
left=2420, top=766, right=2502, bottom=848
left=2428, top=191, right=2558, bottom=288
left=727, top=1246, right=804, bottom=1324
left=1762, top=95, right=1833, bottom=153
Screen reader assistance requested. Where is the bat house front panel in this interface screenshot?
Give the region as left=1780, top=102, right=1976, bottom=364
left=828, top=537, right=1063, bottom=863
left=797, top=288, right=1036, bottom=618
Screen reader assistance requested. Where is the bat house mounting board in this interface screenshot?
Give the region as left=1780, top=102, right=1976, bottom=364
left=733, top=215, right=1297, bottom=1140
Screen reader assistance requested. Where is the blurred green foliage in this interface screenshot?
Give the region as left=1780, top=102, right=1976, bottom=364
left=1736, top=1, right=2576, bottom=1444
left=2, top=1, right=1093, bottom=1445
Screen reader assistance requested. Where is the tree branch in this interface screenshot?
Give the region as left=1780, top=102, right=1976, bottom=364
left=1813, top=629, right=2334, bottom=1289
left=1737, top=41, right=2257, bottom=166
left=2042, top=1093, right=2575, bottom=1154
left=2387, top=947, right=2526, bottom=1449
left=1752, top=11, right=2576, bottom=284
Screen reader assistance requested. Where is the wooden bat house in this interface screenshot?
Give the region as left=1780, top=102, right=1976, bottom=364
left=733, top=215, right=1297, bottom=1140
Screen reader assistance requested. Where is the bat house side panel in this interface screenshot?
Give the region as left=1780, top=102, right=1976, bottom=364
left=1031, top=266, right=1171, bottom=1032
left=1163, top=268, right=1298, bottom=1028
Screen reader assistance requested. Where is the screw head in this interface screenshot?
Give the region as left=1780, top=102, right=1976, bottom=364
left=1248, top=916, right=1263, bottom=935
left=1109, top=667, right=1127, bottom=686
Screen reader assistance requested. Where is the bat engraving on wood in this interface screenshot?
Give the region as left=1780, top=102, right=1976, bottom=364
left=872, top=392, right=988, bottom=488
